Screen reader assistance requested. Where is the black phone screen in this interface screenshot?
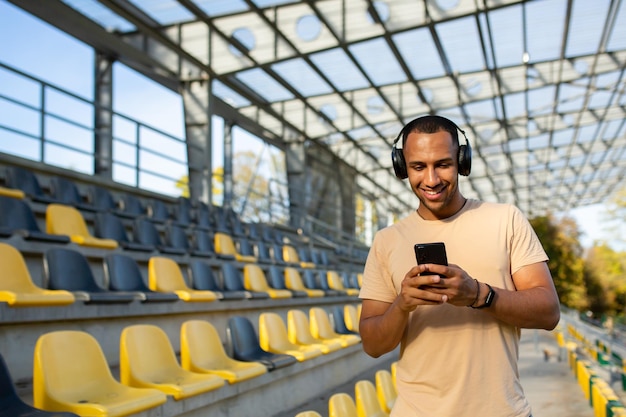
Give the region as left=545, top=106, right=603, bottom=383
left=414, top=242, right=448, bottom=276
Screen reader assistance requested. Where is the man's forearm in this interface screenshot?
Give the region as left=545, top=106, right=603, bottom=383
left=360, top=299, right=409, bottom=358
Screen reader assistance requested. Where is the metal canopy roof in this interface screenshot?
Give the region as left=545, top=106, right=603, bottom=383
left=13, top=0, right=626, bottom=217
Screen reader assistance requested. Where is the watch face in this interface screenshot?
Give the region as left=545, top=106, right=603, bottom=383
left=484, top=284, right=495, bottom=307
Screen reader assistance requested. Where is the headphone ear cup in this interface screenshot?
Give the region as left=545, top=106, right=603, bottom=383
left=458, top=143, right=472, bottom=176
left=391, top=147, right=408, bottom=179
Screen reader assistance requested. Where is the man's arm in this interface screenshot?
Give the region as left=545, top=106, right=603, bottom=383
left=360, top=266, right=447, bottom=358
left=483, top=261, right=560, bottom=329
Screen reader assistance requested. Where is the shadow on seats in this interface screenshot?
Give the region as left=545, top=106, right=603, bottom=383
left=180, top=319, right=267, bottom=384
left=0, top=352, right=79, bottom=416
left=45, top=248, right=137, bottom=304
left=33, top=330, right=166, bottom=416
left=226, top=316, right=297, bottom=371
left=4, top=166, right=57, bottom=204
left=104, top=253, right=179, bottom=303
left=0, top=196, right=70, bottom=243
left=49, top=177, right=96, bottom=212
left=120, top=324, right=225, bottom=400
left=0, top=243, right=74, bottom=307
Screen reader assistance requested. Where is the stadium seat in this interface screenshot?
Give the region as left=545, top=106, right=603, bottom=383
left=261, top=225, right=283, bottom=245
left=302, top=270, right=342, bottom=297
left=390, top=362, right=397, bottom=391
left=87, top=185, right=130, bottom=217
left=243, top=264, right=292, bottom=299
left=355, top=379, right=389, bottom=417
left=332, top=305, right=359, bottom=335
left=148, top=256, right=218, bottom=301
left=118, top=193, right=146, bottom=218
left=259, top=312, right=323, bottom=361
left=194, top=201, right=216, bottom=231
left=254, top=240, right=274, bottom=264
left=190, top=229, right=222, bottom=258
left=0, top=185, right=25, bottom=200
left=214, top=232, right=256, bottom=262
left=226, top=316, right=298, bottom=371
left=282, top=244, right=315, bottom=268
left=163, top=222, right=192, bottom=253
left=375, top=369, right=397, bottom=413
left=49, top=176, right=96, bottom=212
left=344, top=304, right=360, bottom=333
left=45, top=248, right=137, bottom=304
left=104, top=253, right=179, bottom=302
left=329, top=393, right=358, bottom=417
left=132, top=217, right=186, bottom=255
left=188, top=259, right=247, bottom=300
left=120, top=324, right=225, bottom=400
left=309, top=307, right=361, bottom=347
left=286, top=309, right=343, bottom=354
left=284, top=267, right=325, bottom=298
left=0, top=243, right=74, bottom=307
left=326, top=271, right=355, bottom=296
left=147, top=199, right=171, bottom=223
left=93, top=211, right=155, bottom=252
left=0, top=352, right=79, bottom=417
left=0, top=196, right=70, bottom=243
left=4, top=166, right=57, bottom=204
left=267, top=265, right=308, bottom=298
left=221, top=262, right=268, bottom=299
left=46, top=204, right=118, bottom=249
left=295, top=412, right=323, bottom=417
left=172, top=196, right=192, bottom=227
left=180, top=319, right=267, bottom=384
left=33, top=330, right=167, bottom=416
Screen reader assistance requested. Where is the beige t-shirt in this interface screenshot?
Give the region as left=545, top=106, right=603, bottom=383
left=359, top=200, right=547, bottom=417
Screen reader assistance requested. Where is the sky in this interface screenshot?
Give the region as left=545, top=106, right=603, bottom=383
left=0, top=0, right=623, bottom=251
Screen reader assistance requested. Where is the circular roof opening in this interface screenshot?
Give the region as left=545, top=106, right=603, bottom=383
left=229, top=27, right=256, bottom=57
left=296, top=15, right=321, bottom=42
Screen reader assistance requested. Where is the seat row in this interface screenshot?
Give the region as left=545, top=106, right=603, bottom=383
left=0, top=194, right=339, bottom=271
left=0, top=241, right=360, bottom=307
left=294, top=362, right=398, bottom=417
left=0, top=165, right=353, bottom=266
left=1, top=308, right=361, bottom=417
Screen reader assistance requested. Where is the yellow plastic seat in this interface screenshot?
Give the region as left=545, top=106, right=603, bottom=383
left=329, top=393, right=358, bottom=417
left=284, top=267, right=325, bottom=297
left=287, top=309, right=343, bottom=354
left=0, top=186, right=25, bottom=199
left=214, top=232, right=257, bottom=262
left=355, top=379, right=389, bottom=417
left=180, top=319, right=267, bottom=384
left=148, top=256, right=218, bottom=302
left=327, top=270, right=359, bottom=296
left=33, top=330, right=166, bottom=417
left=375, top=369, right=397, bottom=413
left=120, top=324, right=225, bottom=400
left=282, top=244, right=315, bottom=268
left=344, top=304, right=360, bottom=333
left=46, top=203, right=118, bottom=249
left=259, top=312, right=324, bottom=361
left=0, top=243, right=74, bottom=307
left=295, top=411, right=323, bottom=417
left=243, top=264, right=292, bottom=299
left=309, top=307, right=361, bottom=347
left=390, top=362, right=398, bottom=391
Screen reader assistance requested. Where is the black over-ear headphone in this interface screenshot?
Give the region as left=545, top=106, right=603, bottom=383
left=391, top=115, right=472, bottom=179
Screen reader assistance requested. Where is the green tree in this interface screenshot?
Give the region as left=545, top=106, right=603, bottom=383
left=530, top=214, right=587, bottom=310
left=584, top=243, right=626, bottom=318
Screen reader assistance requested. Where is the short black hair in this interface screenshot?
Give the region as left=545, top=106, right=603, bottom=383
left=400, top=115, right=460, bottom=147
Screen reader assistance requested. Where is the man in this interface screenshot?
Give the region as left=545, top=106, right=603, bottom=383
left=359, top=115, right=560, bottom=416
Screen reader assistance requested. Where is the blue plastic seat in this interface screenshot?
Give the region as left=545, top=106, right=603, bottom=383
left=188, top=259, right=247, bottom=300
left=226, top=316, right=298, bottom=371
left=4, top=166, right=57, bottom=204
left=132, top=217, right=186, bottom=255
left=45, top=248, right=137, bottom=304
left=221, top=263, right=268, bottom=299
left=49, top=176, right=96, bottom=212
left=267, top=265, right=308, bottom=298
left=93, top=212, right=155, bottom=252
left=0, top=196, right=70, bottom=243
left=104, top=254, right=179, bottom=303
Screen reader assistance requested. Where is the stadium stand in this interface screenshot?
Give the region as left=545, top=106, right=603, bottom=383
left=243, top=263, right=292, bottom=299
left=287, top=309, right=344, bottom=354
left=354, top=379, right=390, bottom=417
left=4, top=166, right=58, bottom=205
left=188, top=259, right=247, bottom=300
left=259, top=312, right=324, bottom=361
left=267, top=265, right=308, bottom=298
left=221, top=262, right=268, bottom=299
left=309, top=307, right=361, bottom=347
left=328, top=392, right=358, bottom=417
left=46, top=204, right=118, bottom=249
left=0, top=196, right=70, bottom=243
left=214, top=231, right=256, bottom=262
left=147, top=256, right=219, bottom=302
left=49, top=176, right=96, bottom=212
left=93, top=211, right=155, bottom=252
left=375, top=370, right=397, bottom=413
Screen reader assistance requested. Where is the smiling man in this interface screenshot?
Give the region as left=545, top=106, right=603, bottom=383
left=359, top=115, right=560, bottom=417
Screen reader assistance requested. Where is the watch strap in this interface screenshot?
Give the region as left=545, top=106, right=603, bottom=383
left=471, top=283, right=495, bottom=309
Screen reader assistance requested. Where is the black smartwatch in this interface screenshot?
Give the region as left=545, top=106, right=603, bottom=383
left=472, top=283, right=495, bottom=309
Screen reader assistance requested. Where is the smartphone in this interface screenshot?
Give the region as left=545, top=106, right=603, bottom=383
left=414, top=242, right=448, bottom=276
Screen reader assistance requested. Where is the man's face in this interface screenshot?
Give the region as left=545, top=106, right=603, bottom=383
left=403, top=129, right=464, bottom=220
